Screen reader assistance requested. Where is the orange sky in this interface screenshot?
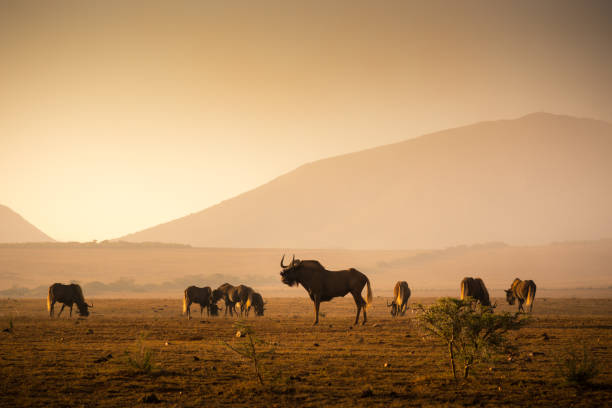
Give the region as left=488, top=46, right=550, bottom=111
left=1, top=0, right=611, bottom=241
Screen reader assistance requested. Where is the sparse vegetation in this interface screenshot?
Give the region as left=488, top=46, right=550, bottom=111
left=126, top=332, right=156, bottom=375
left=558, top=341, right=600, bottom=386
left=416, top=297, right=526, bottom=379
left=222, top=321, right=274, bottom=385
left=0, top=297, right=610, bottom=407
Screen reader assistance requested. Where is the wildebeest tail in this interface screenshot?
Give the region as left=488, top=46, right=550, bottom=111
left=46, top=287, right=52, bottom=312
left=182, top=290, right=188, bottom=314
left=365, top=277, right=373, bottom=310
left=525, top=282, right=536, bottom=309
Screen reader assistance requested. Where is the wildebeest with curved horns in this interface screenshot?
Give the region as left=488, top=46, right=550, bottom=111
left=388, top=281, right=411, bottom=317
left=505, top=278, right=536, bottom=312
left=183, top=286, right=215, bottom=319
left=460, top=277, right=491, bottom=306
left=279, top=254, right=373, bottom=325
left=47, top=283, right=92, bottom=318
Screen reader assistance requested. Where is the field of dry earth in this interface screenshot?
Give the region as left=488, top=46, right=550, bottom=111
left=1, top=297, right=611, bottom=407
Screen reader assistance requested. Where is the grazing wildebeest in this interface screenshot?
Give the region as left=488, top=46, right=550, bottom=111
left=183, top=286, right=213, bottom=319
left=245, top=292, right=265, bottom=317
left=279, top=254, right=372, bottom=325
left=505, top=278, right=537, bottom=312
left=47, top=283, right=92, bottom=318
left=460, top=277, right=491, bottom=306
left=212, top=283, right=238, bottom=317
left=226, top=284, right=257, bottom=317
left=387, top=281, right=411, bottom=317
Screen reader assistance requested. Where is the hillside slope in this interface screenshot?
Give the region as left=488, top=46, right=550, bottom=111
left=120, top=113, right=612, bottom=249
left=0, top=205, right=55, bottom=243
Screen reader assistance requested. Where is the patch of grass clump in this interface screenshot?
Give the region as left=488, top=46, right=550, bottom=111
left=126, top=332, right=157, bottom=375
left=558, top=342, right=599, bottom=386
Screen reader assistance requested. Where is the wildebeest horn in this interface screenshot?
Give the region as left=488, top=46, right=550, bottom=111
left=291, top=254, right=295, bottom=265
left=280, top=254, right=288, bottom=268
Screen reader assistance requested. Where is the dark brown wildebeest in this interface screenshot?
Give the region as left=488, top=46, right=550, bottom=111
left=212, top=283, right=238, bottom=317
left=183, top=286, right=213, bottom=319
left=460, top=277, right=491, bottom=306
left=47, top=283, right=92, bottom=318
left=245, top=291, right=265, bottom=317
left=387, top=281, right=411, bottom=317
left=279, top=254, right=372, bottom=325
left=226, top=284, right=256, bottom=317
left=505, top=278, right=537, bottom=313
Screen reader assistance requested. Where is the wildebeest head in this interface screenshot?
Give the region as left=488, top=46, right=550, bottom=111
left=280, top=254, right=302, bottom=287
left=77, top=302, right=92, bottom=317
left=209, top=302, right=221, bottom=316
left=211, top=289, right=224, bottom=303
left=505, top=289, right=515, bottom=305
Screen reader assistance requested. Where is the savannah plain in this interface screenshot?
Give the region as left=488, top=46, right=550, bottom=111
left=1, top=244, right=611, bottom=407
left=1, top=297, right=611, bottom=407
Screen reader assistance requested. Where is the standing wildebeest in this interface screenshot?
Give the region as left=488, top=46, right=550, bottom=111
left=387, top=281, right=411, bottom=317
left=212, top=283, right=238, bottom=317
left=245, top=291, right=265, bottom=317
left=183, top=286, right=213, bottom=319
left=460, top=277, right=491, bottom=306
left=47, top=283, right=92, bottom=318
left=505, top=278, right=537, bottom=312
left=279, top=254, right=372, bottom=325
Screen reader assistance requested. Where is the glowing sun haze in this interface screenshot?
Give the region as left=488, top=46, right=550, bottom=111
left=1, top=0, right=611, bottom=242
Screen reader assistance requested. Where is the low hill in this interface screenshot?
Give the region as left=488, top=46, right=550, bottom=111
left=0, top=205, right=55, bottom=243
left=120, top=113, right=612, bottom=249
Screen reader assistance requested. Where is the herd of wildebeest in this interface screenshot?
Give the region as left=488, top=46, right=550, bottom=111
left=45, top=254, right=537, bottom=324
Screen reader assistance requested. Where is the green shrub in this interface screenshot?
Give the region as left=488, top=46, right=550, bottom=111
left=416, top=297, right=527, bottom=379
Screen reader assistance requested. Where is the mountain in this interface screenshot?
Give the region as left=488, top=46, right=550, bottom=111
left=0, top=205, right=55, bottom=243
left=120, top=113, right=612, bottom=249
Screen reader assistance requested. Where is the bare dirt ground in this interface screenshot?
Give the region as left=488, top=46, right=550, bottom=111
left=1, top=297, right=610, bottom=407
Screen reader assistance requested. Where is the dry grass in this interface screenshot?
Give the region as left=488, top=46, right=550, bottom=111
left=1, top=297, right=611, bottom=407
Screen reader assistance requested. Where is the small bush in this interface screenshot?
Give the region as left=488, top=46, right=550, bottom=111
left=222, top=321, right=274, bottom=386
left=126, top=332, right=156, bottom=374
left=558, top=342, right=599, bottom=386
left=416, top=297, right=527, bottom=379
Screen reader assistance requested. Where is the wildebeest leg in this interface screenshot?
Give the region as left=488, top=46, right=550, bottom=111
left=58, top=304, right=66, bottom=317
left=186, top=301, right=191, bottom=320
left=313, top=298, right=320, bottom=325
left=518, top=299, right=524, bottom=313
left=69, top=305, right=73, bottom=317
left=200, top=305, right=204, bottom=318
left=352, top=292, right=367, bottom=325
left=49, top=301, right=55, bottom=318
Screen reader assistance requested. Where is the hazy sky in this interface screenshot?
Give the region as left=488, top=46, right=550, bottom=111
left=1, top=0, right=611, bottom=242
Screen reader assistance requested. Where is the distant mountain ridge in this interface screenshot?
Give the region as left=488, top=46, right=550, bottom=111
left=0, top=205, right=55, bottom=243
left=119, top=113, right=612, bottom=249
